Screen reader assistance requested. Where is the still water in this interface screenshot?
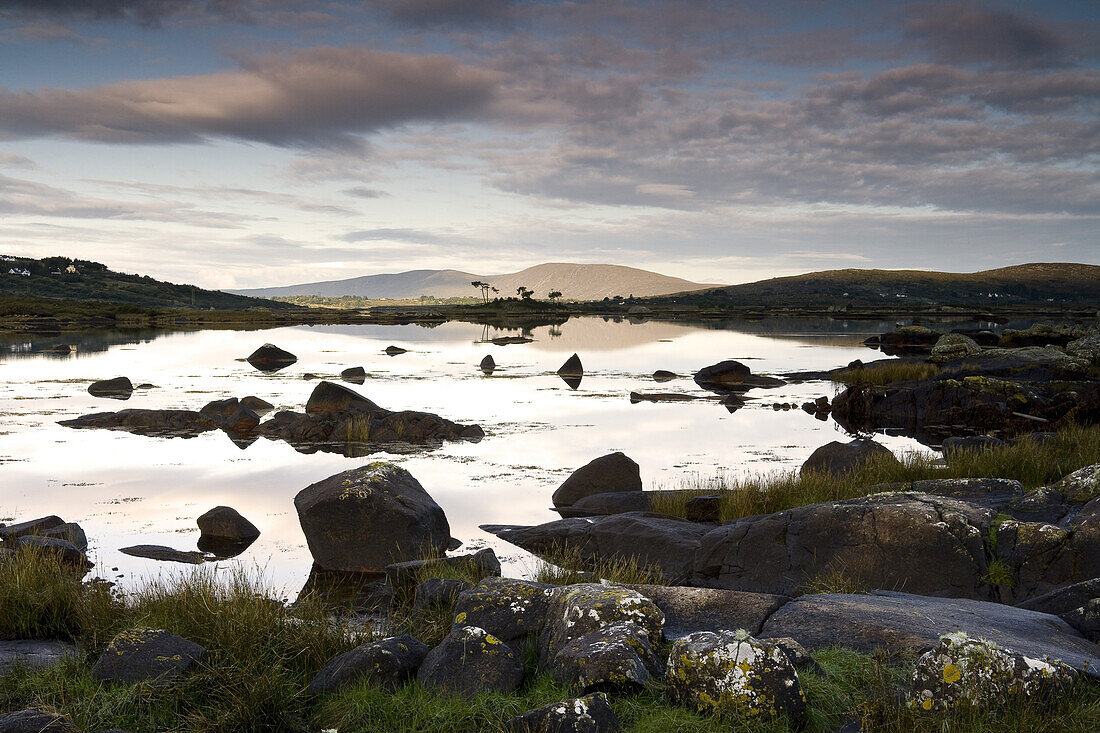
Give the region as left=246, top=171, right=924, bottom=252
left=0, top=316, right=949, bottom=594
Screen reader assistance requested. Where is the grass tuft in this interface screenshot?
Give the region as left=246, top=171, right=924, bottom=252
left=832, top=360, right=941, bottom=386
left=531, top=544, right=663, bottom=586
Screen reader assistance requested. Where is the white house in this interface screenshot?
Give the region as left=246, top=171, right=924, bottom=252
left=8, top=267, right=31, bottom=277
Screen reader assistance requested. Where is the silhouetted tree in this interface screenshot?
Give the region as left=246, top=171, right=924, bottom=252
left=517, top=286, right=533, bottom=300
left=548, top=290, right=562, bottom=301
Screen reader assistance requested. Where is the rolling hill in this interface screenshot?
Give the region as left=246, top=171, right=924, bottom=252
left=229, top=262, right=716, bottom=301
left=653, top=263, right=1100, bottom=308
left=0, top=256, right=295, bottom=310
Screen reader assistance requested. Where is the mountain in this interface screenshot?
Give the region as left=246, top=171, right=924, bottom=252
left=229, top=262, right=716, bottom=301
left=656, top=263, right=1100, bottom=308
left=0, top=256, right=295, bottom=310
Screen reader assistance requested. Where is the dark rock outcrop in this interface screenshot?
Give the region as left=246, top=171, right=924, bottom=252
left=341, top=366, right=367, bottom=384
left=59, top=409, right=220, bottom=438
left=305, top=381, right=383, bottom=415
left=119, top=544, right=207, bottom=564
left=91, top=628, right=205, bottom=685
left=88, top=376, right=133, bottom=400
left=551, top=452, right=642, bottom=508
left=385, top=345, right=407, bottom=356
left=417, top=625, right=524, bottom=697
left=14, top=536, right=91, bottom=568
left=294, top=463, right=450, bottom=573
left=693, top=360, right=751, bottom=391
left=622, top=585, right=789, bottom=640
left=307, top=635, right=428, bottom=694
left=480, top=355, right=496, bottom=374
left=246, top=343, right=297, bottom=372
left=0, top=515, right=65, bottom=543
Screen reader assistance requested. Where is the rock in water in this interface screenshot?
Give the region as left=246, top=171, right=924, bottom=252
left=506, top=692, right=619, bottom=733
left=196, top=506, right=260, bottom=542
left=294, top=463, right=450, bottom=572
left=909, top=632, right=1075, bottom=712
left=557, top=353, right=583, bottom=377
left=0, top=516, right=65, bottom=542
left=91, top=628, right=205, bottom=685
left=88, top=376, right=133, bottom=400
left=340, top=366, right=367, bottom=384
left=480, top=355, right=496, bottom=374
left=305, top=380, right=383, bottom=416
left=666, top=629, right=806, bottom=723
left=800, top=439, right=898, bottom=476
left=652, top=370, right=678, bottom=382
left=693, top=360, right=751, bottom=391
left=417, top=625, right=524, bottom=698
left=385, top=345, right=408, bottom=356
left=552, top=452, right=642, bottom=508
left=246, top=343, right=297, bottom=372
left=307, top=635, right=429, bottom=694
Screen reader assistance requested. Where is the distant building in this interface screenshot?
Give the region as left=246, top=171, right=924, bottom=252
left=8, top=267, right=30, bottom=276
left=0, top=255, right=16, bottom=262
left=65, top=264, right=78, bottom=274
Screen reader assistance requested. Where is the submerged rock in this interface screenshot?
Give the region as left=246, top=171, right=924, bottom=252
left=294, top=463, right=450, bottom=573
left=119, top=544, right=207, bottom=564
left=59, top=409, right=219, bottom=438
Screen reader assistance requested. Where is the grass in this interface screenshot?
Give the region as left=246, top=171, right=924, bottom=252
left=649, top=424, right=1100, bottom=523
left=832, top=360, right=941, bottom=386
left=1, top=553, right=1098, bottom=732
left=531, top=544, right=664, bottom=587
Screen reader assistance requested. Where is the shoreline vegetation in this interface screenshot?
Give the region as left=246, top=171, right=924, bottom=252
left=4, top=424, right=1100, bottom=731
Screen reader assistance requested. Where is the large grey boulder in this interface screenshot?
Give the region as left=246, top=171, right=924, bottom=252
left=759, top=591, right=1100, bottom=679
left=452, top=577, right=556, bottom=644
left=507, top=692, right=618, bottom=733
left=547, top=622, right=662, bottom=692
left=910, top=632, right=1075, bottom=712
left=552, top=452, right=642, bottom=508
left=666, top=629, right=806, bottom=723
left=417, top=625, right=524, bottom=698
left=91, top=628, right=205, bottom=685
left=307, top=635, right=428, bottom=694
left=295, top=463, right=450, bottom=572
left=930, top=333, right=980, bottom=363
left=800, top=438, right=898, bottom=476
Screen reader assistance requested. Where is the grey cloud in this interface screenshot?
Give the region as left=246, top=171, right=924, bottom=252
left=339, top=228, right=443, bottom=244
left=366, top=0, right=515, bottom=27
left=0, top=0, right=250, bottom=26
left=905, top=3, right=1075, bottom=68
left=341, top=186, right=388, bottom=199
left=0, top=152, right=36, bottom=169
left=0, top=46, right=502, bottom=147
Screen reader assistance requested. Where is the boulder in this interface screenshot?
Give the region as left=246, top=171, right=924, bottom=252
left=693, top=360, right=751, bottom=391
left=684, top=495, right=720, bottom=523
left=0, top=515, right=65, bottom=543
left=557, top=353, right=583, bottom=377
left=480, top=355, right=496, bottom=374
left=240, top=395, right=273, bottom=414
left=15, top=536, right=91, bottom=568
left=294, top=463, right=450, bottom=572
left=556, top=491, right=654, bottom=518
left=414, top=578, right=473, bottom=612
left=546, top=622, right=662, bottom=692
left=39, top=523, right=87, bottom=550
left=223, top=405, right=260, bottom=436
left=91, top=628, right=205, bottom=685
left=929, top=333, right=981, bottom=363
left=196, top=506, right=260, bottom=542
left=88, top=376, right=133, bottom=400
left=59, top=409, right=220, bottom=438
left=1067, top=332, right=1100, bottom=365
left=119, top=544, right=206, bottom=564
left=910, top=632, right=1075, bottom=712
left=652, top=370, right=677, bottom=382
left=199, top=397, right=242, bottom=421
left=452, top=577, right=556, bottom=644
left=246, top=343, right=297, bottom=372
left=541, top=584, right=664, bottom=666
left=551, top=452, right=642, bottom=508
left=666, top=629, right=806, bottom=723
left=385, top=345, right=408, bottom=356
left=0, top=640, right=79, bottom=676
left=800, top=439, right=898, bottom=476
left=417, top=625, right=524, bottom=698
left=0, top=710, right=78, bottom=733
left=759, top=591, right=1100, bottom=678
left=1050, top=463, right=1100, bottom=504
left=341, top=366, right=367, bottom=384
left=307, top=634, right=428, bottom=694
left=305, top=381, right=383, bottom=416
left=622, top=585, right=789, bottom=640
left=506, top=692, right=618, bottom=733
left=386, top=548, right=500, bottom=604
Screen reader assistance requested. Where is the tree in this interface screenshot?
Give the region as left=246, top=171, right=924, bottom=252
left=517, top=286, right=533, bottom=300
left=471, top=280, right=492, bottom=304
left=548, top=290, right=562, bottom=301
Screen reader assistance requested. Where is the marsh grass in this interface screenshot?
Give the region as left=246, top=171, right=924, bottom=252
left=832, top=360, right=941, bottom=386
left=531, top=544, right=663, bottom=586
left=649, top=424, right=1100, bottom=523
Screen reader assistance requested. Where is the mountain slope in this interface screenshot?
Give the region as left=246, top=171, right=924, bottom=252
left=657, top=263, right=1100, bottom=308
left=0, top=256, right=295, bottom=310
left=231, top=262, right=716, bottom=300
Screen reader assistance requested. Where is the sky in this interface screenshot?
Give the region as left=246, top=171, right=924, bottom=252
left=0, top=0, right=1097, bottom=289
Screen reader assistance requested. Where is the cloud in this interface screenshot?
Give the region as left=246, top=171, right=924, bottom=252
left=905, top=3, right=1075, bottom=68
left=341, top=186, right=387, bottom=199
left=338, top=228, right=443, bottom=244
left=0, top=46, right=503, bottom=147
left=365, top=0, right=515, bottom=27
left=0, top=152, right=36, bottom=169
left=0, top=0, right=246, bottom=26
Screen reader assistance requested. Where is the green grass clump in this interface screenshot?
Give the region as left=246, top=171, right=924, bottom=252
left=833, top=360, right=941, bottom=386
left=981, top=559, right=1016, bottom=588
left=531, top=544, right=663, bottom=586
left=650, top=424, right=1100, bottom=523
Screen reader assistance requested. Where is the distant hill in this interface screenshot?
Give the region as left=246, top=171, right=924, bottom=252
left=0, top=256, right=295, bottom=310
left=230, top=262, right=716, bottom=301
left=654, top=263, right=1100, bottom=308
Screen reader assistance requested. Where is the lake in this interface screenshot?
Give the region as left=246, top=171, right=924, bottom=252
left=0, top=315, right=998, bottom=595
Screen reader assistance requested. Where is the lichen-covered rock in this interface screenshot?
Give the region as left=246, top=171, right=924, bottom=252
left=547, top=622, right=661, bottom=692
left=507, top=692, right=619, bottom=733
left=552, top=452, right=641, bottom=508
left=666, top=629, right=806, bottom=722
left=541, top=584, right=665, bottom=666
left=307, top=635, right=428, bottom=694
left=909, top=632, right=1075, bottom=712
left=1067, top=332, right=1100, bottom=365
left=1050, top=464, right=1100, bottom=504
left=930, top=333, right=981, bottom=363
left=417, top=625, right=524, bottom=697
left=452, top=577, right=556, bottom=643
left=294, top=463, right=450, bottom=572
left=0, top=709, right=78, bottom=733
left=91, top=628, right=205, bottom=685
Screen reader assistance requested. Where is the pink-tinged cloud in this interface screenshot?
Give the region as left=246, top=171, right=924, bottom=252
left=0, top=46, right=503, bottom=147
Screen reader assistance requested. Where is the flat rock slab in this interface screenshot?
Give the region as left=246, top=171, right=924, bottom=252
left=119, top=545, right=208, bottom=564
left=760, top=591, right=1100, bottom=678
left=623, top=584, right=789, bottom=639
left=0, top=640, right=79, bottom=675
